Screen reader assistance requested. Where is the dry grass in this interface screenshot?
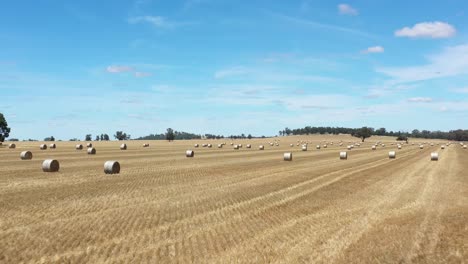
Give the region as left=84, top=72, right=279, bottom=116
left=0, top=135, right=466, bottom=263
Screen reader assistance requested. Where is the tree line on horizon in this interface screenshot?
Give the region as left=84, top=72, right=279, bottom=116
left=279, top=126, right=468, bottom=141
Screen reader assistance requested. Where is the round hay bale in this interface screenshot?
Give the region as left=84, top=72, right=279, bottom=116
left=283, top=152, right=292, bottom=161
left=20, top=151, right=33, bottom=160
left=120, top=144, right=127, bottom=150
left=316, top=145, right=320, bottom=150
left=372, top=145, right=376, bottom=150
left=430, top=143, right=434, bottom=146
left=441, top=145, right=445, bottom=149
left=49, top=143, right=56, bottom=149
left=194, top=144, right=199, bottom=148
left=347, top=145, right=352, bottom=150
left=87, top=147, right=96, bottom=155
left=419, top=145, right=424, bottom=149
left=259, top=145, right=264, bottom=150
left=40, top=144, right=47, bottom=150
left=76, top=144, right=83, bottom=150
left=296, top=143, right=300, bottom=146
left=381, top=144, right=385, bottom=147
left=143, top=143, right=149, bottom=147
left=230, top=142, right=234, bottom=145
left=388, top=151, right=396, bottom=159
left=9, top=143, right=16, bottom=149
left=246, top=144, right=251, bottom=149
left=340, top=152, right=348, bottom=160
left=217, top=144, right=223, bottom=148
left=104, top=161, right=120, bottom=174
left=207, top=144, right=212, bottom=148
left=202, top=143, right=207, bottom=147
left=186, top=150, right=194, bottom=157
left=270, top=143, right=274, bottom=146
left=323, top=144, right=327, bottom=148
left=42, top=159, right=59, bottom=172
left=397, top=145, right=402, bottom=150
left=275, top=143, right=279, bottom=146
left=463, top=145, right=467, bottom=149
left=233, top=145, right=239, bottom=150
left=87, top=143, right=93, bottom=148
left=339, top=143, right=343, bottom=146
left=290, top=144, right=294, bottom=147
left=302, top=145, right=308, bottom=151
left=431, top=152, right=439, bottom=161
left=239, top=144, right=243, bottom=148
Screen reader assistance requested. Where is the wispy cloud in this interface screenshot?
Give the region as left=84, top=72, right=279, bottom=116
left=266, top=10, right=375, bottom=39
left=451, top=87, right=468, bottom=94
left=395, top=22, right=456, bottom=39
left=338, top=4, right=358, bottom=16
left=363, top=46, right=384, bottom=54
left=214, top=67, right=251, bottom=79
left=135, top=71, right=152, bottom=77
left=127, top=15, right=195, bottom=29
left=106, top=65, right=134, bottom=73
left=376, top=44, right=468, bottom=84
left=407, top=97, right=433, bottom=103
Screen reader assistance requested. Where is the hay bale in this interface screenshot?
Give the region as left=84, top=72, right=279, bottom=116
left=20, top=151, right=33, bottom=160
left=430, top=152, right=439, bottom=161
left=339, top=143, right=343, bottom=146
left=42, top=159, right=60, bottom=172
left=340, top=152, right=348, bottom=160
left=441, top=145, right=445, bottom=149
left=270, top=143, right=274, bottom=146
left=143, top=143, right=149, bottom=147
left=186, top=150, right=194, bottom=157
left=296, top=143, right=300, bottom=146
left=202, top=143, right=208, bottom=147
left=302, top=145, right=307, bottom=151
left=76, top=144, right=83, bottom=150
left=246, top=144, right=251, bottom=148
left=40, top=144, right=47, bottom=150
left=388, top=151, right=396, bottom=159
left=316, top=145, right=320, bottom=150
left=217, top=144, right=223, bottom=148
left=259, top=145, right=264, bottom=150
left=234, top=144, right=239, bottom=150
left=207, top=144, right=212, bottom=148
left=87, top=143, right=93, bottom=148
left=9, top=143, right=16, bottom=149
left=323, top=144, right=327, bottom=148
left=381, top=144, right=385, bottom=147
left=464, top=145, right=467, bottom=149
left=120, top=144, right=127, bottom=150
left=290, top=144, right=294, bottom=147
left=87, top=147, right=96, bottom=155
left=397, top=145, right=402, bottom=150
left=49, top=143, right=56, bottom=149
left=104, top=161, right=120, bottom=174
left=283, top=152, right=292, bottom=161
left=194, top=143, right=199, bottom=148
left=230, top=142, right=234, bottom=145
left=372, top=145, right=376, bottom=150
left=419, top=145, right=424, bottom=149
left=347, top=145, right=352, bottom=150
left=239, top=144, right=243, bottom=148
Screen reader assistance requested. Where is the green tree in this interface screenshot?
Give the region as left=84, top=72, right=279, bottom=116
left=0, top=113, right=11, bottom=142
left=44, top=136, right=55, bottom=141
left=114, top=131, right=130, bottom=141
left=165, top=128, right=175, bottom=141
left=353, top=127, right=373, bottom=142
left=95, top=135, right=100, bottom=141
left=103, top=134, right=110, bottom=141
left=247, top=134, right=252, bottom=139
left=85, top=134, right=92, bottom=141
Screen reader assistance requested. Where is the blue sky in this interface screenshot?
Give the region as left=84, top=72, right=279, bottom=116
left=1, top=0, right=468, bottom=140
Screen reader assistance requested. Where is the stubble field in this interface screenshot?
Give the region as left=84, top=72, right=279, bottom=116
left=0, top=135, right=467, bottom=263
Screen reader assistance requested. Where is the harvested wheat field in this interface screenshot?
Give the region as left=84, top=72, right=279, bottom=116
left=0, top=135, right=467, bottom=263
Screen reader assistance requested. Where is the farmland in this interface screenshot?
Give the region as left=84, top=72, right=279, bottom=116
left=0, top=135, right=467, bottom=263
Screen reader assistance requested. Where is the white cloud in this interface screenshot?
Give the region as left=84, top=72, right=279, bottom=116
left=363, top=46, right=384, bottom=53
left=135, top=72, right=152, bottom=77
left=376, top=44, right=468, bottom=84
left=338, top=4, right=358, bottom=16
left=407, top=97, right=433, bottom=103
left=106, top=65, right=134, bottom=73
left=395, top=22, right=456, bottom=39
left=451, top=87, right=468, bottom=94
left=214, top=67, right=250, bottom=79
left=128, top=16, right=173, bottom=28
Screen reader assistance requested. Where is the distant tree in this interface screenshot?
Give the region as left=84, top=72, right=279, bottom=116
left=69, top=138, right=79, bottom=141
left=396, top=135, right=408, bottom=143
left=166, top=128, right=175, bottom=141
left=85, top=134, right=92, bottom=141
left=95, top=135, right=100, bottom=141
left=100, top=134, right=104, bottom=141
left=9, top=138, right=19, bottom=141
left=44, top=136, right=55, bottom=141
left=0, top=113, right=11, bottom=142
left=353, top=127, right=373, bottom=142
left=103, top=134, right=110, bottom=141
left=114, top=131, right=130, bottom=141
left=247, top=134, right=252, bottom=139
